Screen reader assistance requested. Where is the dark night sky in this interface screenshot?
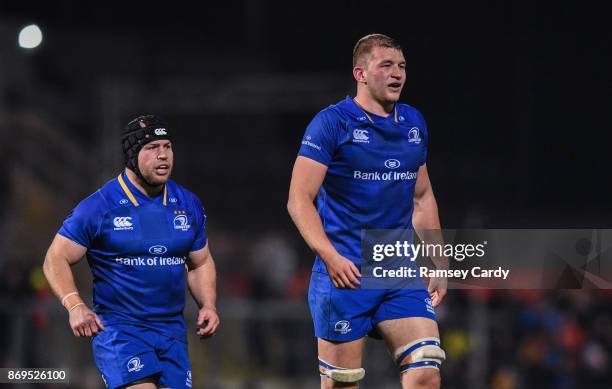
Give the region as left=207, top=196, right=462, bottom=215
left=2, top=1, right=610, bottom=228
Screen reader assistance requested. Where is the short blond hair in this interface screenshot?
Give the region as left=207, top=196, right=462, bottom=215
left=352, top=34, right=402, bottom=67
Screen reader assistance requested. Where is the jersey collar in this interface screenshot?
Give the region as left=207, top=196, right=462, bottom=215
left=347, top=96, right=398, bottom=124
left=118, top=171, right=167, bottom=207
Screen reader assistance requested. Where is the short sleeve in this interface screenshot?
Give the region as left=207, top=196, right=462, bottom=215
left=298, top=110, right=340, bottom=166
left=190, top=195, right=208, bottom=252
left=415, top=109, right=429, bottom=165
left=58, top=193, right=102, bottom=248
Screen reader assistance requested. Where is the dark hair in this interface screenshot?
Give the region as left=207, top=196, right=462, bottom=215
left=352, top=34, right=402, bottom=67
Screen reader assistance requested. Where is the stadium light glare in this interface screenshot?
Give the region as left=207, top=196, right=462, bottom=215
left=18, top=24, right=43, bottom=49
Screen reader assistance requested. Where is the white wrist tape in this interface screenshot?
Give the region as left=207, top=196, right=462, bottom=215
left=61, top=292, right=79, bottom=306
left=68, top=303, right=85, bottom=312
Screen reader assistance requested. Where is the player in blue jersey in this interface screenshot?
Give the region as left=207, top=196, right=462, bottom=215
left=288, top=34, right=447, bottom=388
left=43, top=115, right=219, bottom=389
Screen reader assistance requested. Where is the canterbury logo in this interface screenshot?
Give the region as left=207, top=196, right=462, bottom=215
left=353, top=129, right=369, bottom=141
left=113, top=217, right=133, bottom=228
left=154, top=128, right=167, bottom=136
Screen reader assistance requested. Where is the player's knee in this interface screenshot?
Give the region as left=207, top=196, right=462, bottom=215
left=404, top=368, right=440, bottom=389
left=395, top=337, right=445, bottom=373
left=321, top=377, right=360, bottom=389
left=319, top=358, right=365, bottom=386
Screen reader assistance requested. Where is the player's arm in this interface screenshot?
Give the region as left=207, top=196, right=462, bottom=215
left=287, top=156, right=361, bottom=289
left=43, top=233, right=105, bottom=337
left=186, top=243, right=219, bottom=338
left=413, top=164, right=447, bottom=306
left=413, top=164, right=441, bottom=232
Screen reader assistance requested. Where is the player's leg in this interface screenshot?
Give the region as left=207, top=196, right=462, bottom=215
left=155, top=335, right=192, bottom=389
left=308, top=271, right=380, bottom=387
left=122, top=379, right=157, bottom=388
left=92, top=324, right=163, bottom=389
left=373, top=289, right=444, bottom=389
left=318, top=337, right=365, bottom=389
left=377, top=317, right=442, bottom=389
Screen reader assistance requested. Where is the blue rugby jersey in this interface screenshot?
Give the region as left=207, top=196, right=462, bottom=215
left=298, top=96, right=428, bottom=273
left=58, top=171, right=207, bottom=341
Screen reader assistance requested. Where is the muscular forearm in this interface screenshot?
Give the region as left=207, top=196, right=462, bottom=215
left=43, top=254, right=84, bottom=310
left=413, top=193, right=448, bottom=270
left=288, top=195, right=338, bottom=261
left=412, top=192, right=441, bottom=235
left=187, top=259, right=217, bottom=309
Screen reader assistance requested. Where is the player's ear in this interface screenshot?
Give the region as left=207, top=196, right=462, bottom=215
left=353, top=66, right=366, bottom=84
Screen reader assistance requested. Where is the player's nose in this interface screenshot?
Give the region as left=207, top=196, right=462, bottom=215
left=391, top=67, right=403, bottom=79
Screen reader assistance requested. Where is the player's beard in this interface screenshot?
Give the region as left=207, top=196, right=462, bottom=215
left=141, top=166, right=172, bottom=188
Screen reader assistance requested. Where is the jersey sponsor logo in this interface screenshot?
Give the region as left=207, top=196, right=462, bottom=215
left=334, top=320, right=352, bottom=334
left=113, top=216, right=134, bottom=231
left=154, top=128, right=167, bottom=136
left=173, top=214, right=191, bottom=231
left=127, top=357, right=144, bottom=373
left=169, top=197, right=178, bottom=203
left=408, top=127, right=422, bottom=144
left=384, top=159, right=401, bottom=169
left=149, top=245, right=168, bottom=254
left=115, top=255, right=186, bottom=266
left=398, top=115, right=405, bottom=122
left=119, top=199, right=129, bottom=205
left=354, top=170, right=417, bottom=181
left=353, top=129, right=370, bottom=143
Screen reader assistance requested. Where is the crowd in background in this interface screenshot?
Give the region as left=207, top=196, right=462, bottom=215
left=1, top=223, right=610, bottom=388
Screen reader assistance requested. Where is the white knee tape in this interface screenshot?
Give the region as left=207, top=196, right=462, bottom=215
left=394, top=337, right=446, bottom=372
left=318, top=358, right=365, bottom=383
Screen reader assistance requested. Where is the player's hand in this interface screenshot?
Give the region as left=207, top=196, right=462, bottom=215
left=325, top=254, right=362, bottom=289
left=68, top=305, right=105, bottom=337
left=427, top=277, right=447, bottom=307
left=196, top=306, right=219, bottom=339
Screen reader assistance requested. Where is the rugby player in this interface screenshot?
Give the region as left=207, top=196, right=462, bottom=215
left=288, top=34, right=446, bottom=388
left=43, top=115, right=219, bottom=389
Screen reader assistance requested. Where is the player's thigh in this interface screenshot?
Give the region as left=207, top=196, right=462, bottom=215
left=318, top=337, right=365, bottom=389
left=122, top=381, right=157, bottom=389
left=309, top=271, right=382, bottom=342
left=157, top=337, right=192, bottom=389
left=93, top=325, right=162, bottom=389
left=372, top=288, right=438, bottom=350
left=318, top=337, right=365, bottom=368
left=376, top=317, right=439, bottom=351
left=377, top=318, right=441, bottom=388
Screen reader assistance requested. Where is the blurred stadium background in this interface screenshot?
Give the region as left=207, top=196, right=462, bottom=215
left=0, top=1, right=611, bottom=388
